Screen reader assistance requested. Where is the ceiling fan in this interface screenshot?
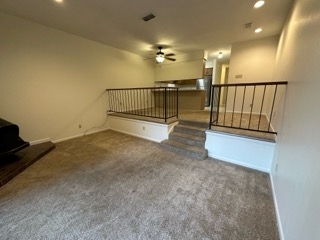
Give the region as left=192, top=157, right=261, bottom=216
left=155, top=46, right=176, bottom=63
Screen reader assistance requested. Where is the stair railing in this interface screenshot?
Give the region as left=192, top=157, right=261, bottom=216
left=106, top=87, right=178, bottom=122
left=209, top=81, right=288, bottom=134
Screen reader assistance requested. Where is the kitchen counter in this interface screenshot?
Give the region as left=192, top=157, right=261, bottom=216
left=178, top=89, right=206, bottom=110
left=153, top=89, right=206, bottom=110
left=178, top=89, right=203, bottom=91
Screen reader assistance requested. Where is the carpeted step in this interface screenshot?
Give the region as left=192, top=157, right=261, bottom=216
left=169, top=131, right=205, bottom=148
left=178, top=120, right=209, bottom=129
left=174, top=124, right=206, bottom=137
left=161, top=139, right=208, bottom=160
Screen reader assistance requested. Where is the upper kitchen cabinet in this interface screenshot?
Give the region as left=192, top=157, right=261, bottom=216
left=154, top=50, right=205, bottom=82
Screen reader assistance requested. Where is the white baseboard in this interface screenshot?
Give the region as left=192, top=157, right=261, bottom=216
left=53, top=134, right=83, bottom=144
left=270, top=174, right=284, bottom=240
left=30, top=138, right=51, bottom=145
left=111, top=129, right=163, bottom=143
left=53, top=127, right=109, bottom=143
left=84, top=127, right=109, bottom=136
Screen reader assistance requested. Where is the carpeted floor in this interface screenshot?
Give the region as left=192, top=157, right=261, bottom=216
left=0, top=130, right=279, bottom=240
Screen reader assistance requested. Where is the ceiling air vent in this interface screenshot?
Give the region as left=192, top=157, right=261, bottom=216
left=244, top=22, right=253, bottom=29
left=142, top=14, right=156, bottom=22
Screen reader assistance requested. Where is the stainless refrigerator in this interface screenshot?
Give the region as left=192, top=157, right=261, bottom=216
left=196, top=76, right=212, bottom=107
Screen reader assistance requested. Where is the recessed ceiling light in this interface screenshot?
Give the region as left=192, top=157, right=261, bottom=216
left=255, top=28, right=263, bottom=33
left=218, top=52, right=223, bottom=59
left=254, top=1, right=265, bottom=8
left=54, top=0, right=63, bottom=3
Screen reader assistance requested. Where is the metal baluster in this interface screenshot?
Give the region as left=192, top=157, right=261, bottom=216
left=258, top=85, right=267, bottom=131
left=268, top=84, right=278, bottom=132
left=248, top=86, right=256, bottom=130
left=223, top=86, right=229, bottom=126
left=239, top=86, right=246, bottom=128
left=231, top=86, right=237, bottom=127
left=176, top=88, right=179, bottom=119
left=164, top=88, right=167, bottom=122
left=209, top=86, right=215, bottom=129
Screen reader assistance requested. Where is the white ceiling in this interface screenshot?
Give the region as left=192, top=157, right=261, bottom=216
left=0, top=0, right=293, bottom=62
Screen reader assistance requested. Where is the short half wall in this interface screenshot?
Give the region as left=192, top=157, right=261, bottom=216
left=108, top=115, right=177, bottom=143
left=205, top=131, right=275, bottom=173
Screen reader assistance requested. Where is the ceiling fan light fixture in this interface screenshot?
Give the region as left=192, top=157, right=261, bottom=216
left=154, top=46, right=176, bottom=63
left=156, top=47, right=165, bottom=63
left=156, top=54, right=165, bottom=63
left=254, top=0, right=265, bottom=8
left=218, top=52, right=223, bottom=59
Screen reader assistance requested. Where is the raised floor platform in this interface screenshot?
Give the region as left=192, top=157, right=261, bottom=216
left=110, top=109, right=276, bottom=142
left=108, top=113, right=276, bottom=172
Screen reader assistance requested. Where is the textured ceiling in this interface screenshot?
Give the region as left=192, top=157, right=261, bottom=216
left=0, top=0, right=293, bottom=62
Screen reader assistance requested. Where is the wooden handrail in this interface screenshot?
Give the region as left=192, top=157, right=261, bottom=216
left=106, top=87, right=178, bottom=91
left=212, top=81, right=288, bottom=88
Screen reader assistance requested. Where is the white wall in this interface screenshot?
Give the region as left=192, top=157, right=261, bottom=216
left=108, top=116, right=177, bottom=143
left=0, top=12, right=154, bottom=143
left=206, top=131, right=275, bottom=173
left=212, top=59, right=220, bottom=85
left=271, top=0, right=320, bottom=239
left=228, top=36, right=279, bottom=83
left=225, top=36, right=285, bottom=116
left=154, top=50, right=205, bottom=81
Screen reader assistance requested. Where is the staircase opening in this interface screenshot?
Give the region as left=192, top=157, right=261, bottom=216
left=161, top=119, right=208, bottom=160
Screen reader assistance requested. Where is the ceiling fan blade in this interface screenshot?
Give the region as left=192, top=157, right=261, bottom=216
left=165, top=53, right=175, bottom=57
left=165, top=57, right=176, bottom=61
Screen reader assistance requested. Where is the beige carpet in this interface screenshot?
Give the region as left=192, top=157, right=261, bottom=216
left=0, top=130, right=279, bottom=239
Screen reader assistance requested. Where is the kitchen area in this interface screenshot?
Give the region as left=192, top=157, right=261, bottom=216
left=152, top=50, right=221, bottom=111
left=154, top=67, right=213, bottom=110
